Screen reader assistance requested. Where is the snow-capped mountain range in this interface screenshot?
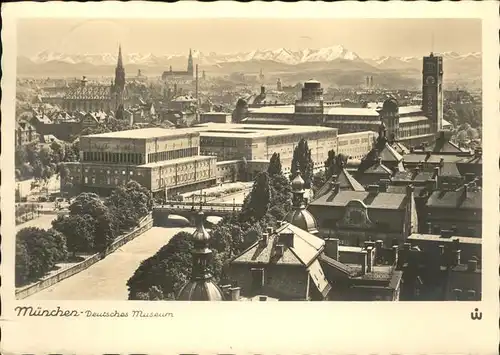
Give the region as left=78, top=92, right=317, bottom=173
left=25, top=45, right=481, bottom=67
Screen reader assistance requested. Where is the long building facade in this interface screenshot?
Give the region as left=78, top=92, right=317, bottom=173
left=62, top=128, right=217, bottom=197
left=243, top=53, right=451, bottom=148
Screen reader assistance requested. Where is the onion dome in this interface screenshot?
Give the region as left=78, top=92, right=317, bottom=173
left=285, top=172, right=319, bottom=234
left=291, top=173, right=306, bottom=192
left=177, top=211, right=224, bottom=301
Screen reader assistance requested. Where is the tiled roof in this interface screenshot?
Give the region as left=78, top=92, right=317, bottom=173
left=315, top=168, right=365, bottom=199
left=310, top=190, right=408, bottom=210
left=65, top=85, right=112, bottom=100
left=378, top=143, right=403, bottom=162
left=403, top=153, right=467, bottom=164
left=231, top=223, right=324, bottom=267
left=318, top=253, right=353, bottom=276
left=363, top=161, right=393, bottom=175
left=439, top=163, right=462, bottom=177
left=426, top=185, right=482, bottom=209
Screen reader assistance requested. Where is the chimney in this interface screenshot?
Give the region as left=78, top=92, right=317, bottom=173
left=261, top=85, right=265, bottom=95
left=324, top=238, right=339, bottom=261
left=392, top=245, right=399, bottom=265
left=367, top=184, right=379, bottom=194
left=452, top=288, right=463, bottom=300
left=275, top=244, right=285, bottom=257
left=433, top=166, right=440, bottom=178
left=438, top=244, right=445, bottom=256
left=466, top=289, right=476, bottom=300
left=266, top=227, right=274, bottom=236
left=375, top=240, right=383, bottom=250
left=260, top=233, right=269, bottom=246
left=220, top=284, right=231, bottom=299
left=229, top=287, right=241, bottom=301
left=427, top=222, right=432, bottom=234
left=379, top=179, right=390, bottom=192
left=467, top=260, right=478, bottom=272
left=406, top=184, right=414, bottom=197
left=360, top=251, right=368, bottom=274
left=439, top=158, right=445, bottom=168
left=366, top=246, right=374, bottom=272
left=452, top=249, right=461, bottom=266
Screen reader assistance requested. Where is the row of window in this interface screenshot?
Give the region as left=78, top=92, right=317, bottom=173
left=156, top=170, right=211, bottom=187
left=147, top=147, right=197, bottom=163
left=81, top=167, right=145, bottom=177
left=82, top=151, right=144, bottom=165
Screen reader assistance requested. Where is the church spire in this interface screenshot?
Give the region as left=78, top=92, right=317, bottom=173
left=187, top=48, right=194, bottom=75
left=117, top=43, right=123, bottom=69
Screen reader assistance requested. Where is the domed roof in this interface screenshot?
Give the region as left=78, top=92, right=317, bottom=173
left=177, top=280, right=225, bottom=301
left=284, top=209, right=318, bottom=235
left=382, top=97, right=399, bottom=113
left=291, top=173, right=305, bottom=192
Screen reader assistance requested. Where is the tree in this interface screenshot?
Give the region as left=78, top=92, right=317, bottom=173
left=127, top=231, right=194, bottom=300
left=232, top=98, right=248, bottom=123
left=290, top=138, right=314, bottom=188
left=69, top=193, right=107, bottom=218
left=15, top=240, right=30, bottom=286
left=267, top=152, right=282, bottom=176
left=94, top=210, right=117, bottom=253
left=324, top=149, right=336, bottom=180
left=16, top=227, right=68, bottom=283
left=312, top=170, right=327, bottom=195
left=241, top=171, right=271, bottom=222
left=52, top=214, right=95, bottom=257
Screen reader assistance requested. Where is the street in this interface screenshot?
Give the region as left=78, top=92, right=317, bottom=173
left=28, top=225, right=194, bottom=300
left=16, top=214, right=58, bottom=232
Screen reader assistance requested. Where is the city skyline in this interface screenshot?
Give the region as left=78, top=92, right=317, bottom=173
left=18, top=18, right=481, bottom=58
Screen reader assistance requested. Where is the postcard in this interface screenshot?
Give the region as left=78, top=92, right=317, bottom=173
left=1, top=1, right=498, bottom=354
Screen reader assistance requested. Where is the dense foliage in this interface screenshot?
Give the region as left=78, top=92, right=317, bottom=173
left=15, top=140, right=79, bottom=182
left=53, top=181, right=152, bottom=255
left=290, top=138, right=314, bottom=188
left=15, top=227, right=68, bottom=287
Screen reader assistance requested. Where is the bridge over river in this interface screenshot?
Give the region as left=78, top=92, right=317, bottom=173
left=153, top=200, right=243, bottom=226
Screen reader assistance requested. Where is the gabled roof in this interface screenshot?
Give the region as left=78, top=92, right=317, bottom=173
left=363, top=161, right=393, bottom=175
left=309, top=190, right=408, bottom=210
left=231, top=223, right=324, bottom=267
left=315, top=168, right=365, bottom=199
left=378, top=143, right=403, bottom=162
left=65, top=85, right=111, bottom=100
left=426, top=185, right=482, bottom=210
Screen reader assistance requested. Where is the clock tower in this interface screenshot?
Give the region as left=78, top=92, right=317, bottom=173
left=422, top=53, right=443, bottom=133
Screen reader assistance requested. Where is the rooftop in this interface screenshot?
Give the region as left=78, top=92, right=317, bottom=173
left=426, top=185, right=482, bottom=210
left=82, top=127, right=198, bottom=139
left=408, top=233, right=481, bottom=244
left=138, top=155, right=214, bottom=168
left=310, top=190, right=408, bottom=210
left=197, top=122, right=336, bottom=139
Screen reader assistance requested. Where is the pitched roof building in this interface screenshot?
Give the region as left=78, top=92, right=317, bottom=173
left=308, top=182, right=418, bottom=246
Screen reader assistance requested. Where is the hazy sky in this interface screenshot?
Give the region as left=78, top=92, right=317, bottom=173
left=18, top=18, right=481, bottom=58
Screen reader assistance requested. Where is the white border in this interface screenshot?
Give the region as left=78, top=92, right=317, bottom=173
left=1, top=1, right=499, bottom=354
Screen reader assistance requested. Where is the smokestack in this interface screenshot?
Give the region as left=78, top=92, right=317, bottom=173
left=324, top=238, right=339, bottom=261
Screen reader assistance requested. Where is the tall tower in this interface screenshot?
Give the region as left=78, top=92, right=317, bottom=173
left=422, top=53, right=443, bottom=133
left=187, top=48, right=194, bottom=76
left=114, top=44, right=125, bottom=93
left=112, top=44, right=126, bottom=111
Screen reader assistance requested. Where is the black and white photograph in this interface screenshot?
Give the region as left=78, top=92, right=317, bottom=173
left=2, top=1, right=498, bottom=354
